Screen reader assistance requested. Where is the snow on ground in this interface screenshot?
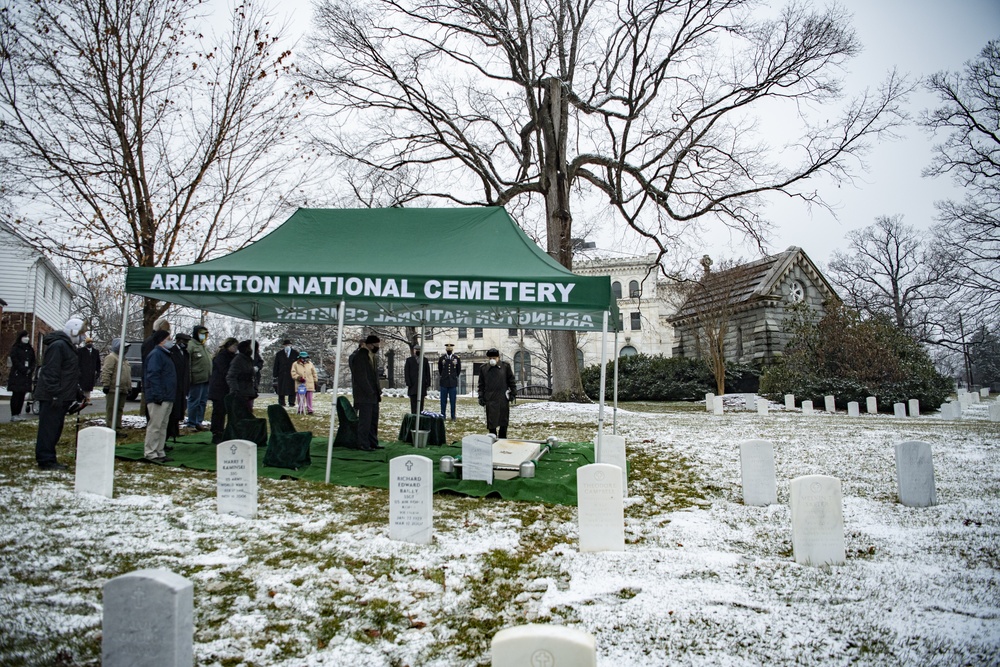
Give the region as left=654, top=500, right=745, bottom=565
left=0, top=397, right=998, bottom=666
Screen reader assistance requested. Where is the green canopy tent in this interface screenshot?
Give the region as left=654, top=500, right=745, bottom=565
left=120, top=207, right=622, bottom=480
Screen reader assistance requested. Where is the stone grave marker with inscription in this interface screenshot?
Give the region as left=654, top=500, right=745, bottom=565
left=908, top=399, right=920, bottom=417
left=847, top=402, right=860, bottom=417
left=757, top=399, right=769, bottom=416
left=596, top=434, right=628, bottom=498
left=971, top=392, right=980, bottom=404
left=745, top=394, right=757, bottom=411
left=784, top=394, right=795, bottom=410
left=989, top=402, right=1000, bottom=422
left=893, top=403, right=907, bottom=418
left=491, top=624, right=597, bottom=667
left=216, top=440, right=257, bottom=519
left=389, top=455, right=433, bottom=544
left=713, top=396, right=724, bottom=416
left=75, top=426, right=116, bottom=499
left=462, top=434, right=494, bottom=484
left=981, top=388, right=990, bottom=398
left=740, top=439, right=777, bottom=506
left=102, top=568, right=193, bottom=667
left=705, top=392, right=715, bottom=412
left=894, top=440, right=936, bottom=507
left=866, top=396, right=878, bottom=414
left=790, top=475, right=845, bottom=567
left=577, top=463, right=625, bottom=552
left=824, top=395, right=836, bottom=413
left=801, top=400, right=814, bottom=415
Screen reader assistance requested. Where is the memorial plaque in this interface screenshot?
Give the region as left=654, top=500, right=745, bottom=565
left=908, top=399, right=920, bottom=417
left=491, top=624, right=597, bottom=667
left=705, top=392, right=715, bottom=413
left=462, top=435, right=494, bottom=484
left=75, top=426, right=116, bottom=499
left=596, top=434, right=628, bottom=498
left=739, top=439, right=777, bottom=506
left=389, top=455, right=434, bottom=544
left=847, top=401, right=860, bottom=417
left=102, top=568, right=193, bottom=667
left=894, top=441, right=936, bottom=507
left=801, top=400, right=814, bottom=415
left=784, top=394, right=795, bottom=410
left=216, top=440, right=257, bottom=519
left=713, top=396, right=724, bottom=416
left=757, top=399, right=769, bottom=416
left=866, top=396, right=878, bottom=414
left=824, top=395, right=835, bottom=413
left=577, top=463, right=625, bottom=552
left=790, top=475, right=845, bottom=566
left=893, top=403, right=907, bottom=418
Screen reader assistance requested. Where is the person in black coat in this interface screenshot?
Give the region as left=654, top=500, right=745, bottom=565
left=404, top=346, right=431, bottom=415
left=34, top=318, right=86, bottom=470
left=478, top=348, right=517, bottom=439
left=166, top=332, right=192, bottom=440
left=272, top=338, right=298, bottom=406
left=7, top=330, right=36, bottom=422
left=76, top=337, right=101, bottom=393
left=208, top=337, right=238, bottom=444
left=349, top=335, right=382, bottom=450
left=226, top=339, right=258, bottom=413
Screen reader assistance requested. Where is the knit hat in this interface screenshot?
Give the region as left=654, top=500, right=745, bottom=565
left=111, top=338, right=122, bottom=354
left=365, top=334, right=380, bottom=344
left=63, top=317, right=86, bottom=338
left=220, top=337, right=238, bottom=350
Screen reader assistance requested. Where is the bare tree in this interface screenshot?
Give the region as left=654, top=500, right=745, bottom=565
left=0, top=0, right=307, bottom=334
left=826, top=215, right=958, bottom=341
left=922, top=39, right=1000, bottom=328
left=302, top=0, right=910, bottom=400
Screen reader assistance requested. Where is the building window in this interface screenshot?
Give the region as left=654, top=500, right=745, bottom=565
left=629, top=280, right=640, bottom=298
left=474, top=328, right=483, bottom=339
left=630, top=312, right=641, bottom=330
left=736, top=326, right=744, bottom=358
left=458, top=327, right=467, bottom=339
left=425, top=329, right=434, bottom=340
left=513, top=350, right=531, bottom=383
left=620, top=345, right=638, bottom=357
left=508, top=328, right=518, bottom=337
left=612, top=281, right=622, bottom=299
left=576, top=348, right=585, bottom=369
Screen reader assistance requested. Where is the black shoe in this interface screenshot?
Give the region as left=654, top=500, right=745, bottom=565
left=165, top=445, right=174, bottom=452
left=38, top=462, right=68, bottom=471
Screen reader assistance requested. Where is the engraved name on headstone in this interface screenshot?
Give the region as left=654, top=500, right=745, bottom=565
left=216, top=440, right=258, bottom=519
left=102, top=568, right=193, bottom=667
left=740, top=439, right=777, bottom=506
left=389, top=455, right=434, bottom=544
left=577, top=463, right=625, bottom=552
left=790, top=475, right=846, bottom=567
left=75, top=426, right=116, bottom=499
left=894, top=440, right=936, bottom=508
left=491, top=624, right=597, bottom=667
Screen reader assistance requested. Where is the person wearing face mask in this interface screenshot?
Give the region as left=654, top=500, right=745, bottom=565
left=438, top=342, right=461, bottom=421
left=349, top=334, right=383, bottom=451
left=272, top=338, right=299, bottom=407
left=76, top=337, right=101, bottom=395
left=166, top=332, right=192, bottom=441
left=226, top=339, right=259, bottom=413
left=208, top=337, right=239, bottom=444
left=143, top=331, right=176, bottom=463
left=290, top=350, right=319, bottom=415
left=7, top=330, right=36, bottom=423
left=478, top=348, right=517, bottom=439
left=185, top=325, right=211, bottom=430
left=33, top=318, right=87, bottom=469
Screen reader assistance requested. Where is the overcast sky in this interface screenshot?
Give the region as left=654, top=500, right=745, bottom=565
left=261, top=0, right=1000, bottom=268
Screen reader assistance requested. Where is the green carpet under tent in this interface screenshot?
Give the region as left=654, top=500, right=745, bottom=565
left=114, top=433, right=596, bottom=506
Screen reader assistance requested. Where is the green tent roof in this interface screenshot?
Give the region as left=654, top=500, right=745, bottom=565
left=126, top=207, right=620, bottom=331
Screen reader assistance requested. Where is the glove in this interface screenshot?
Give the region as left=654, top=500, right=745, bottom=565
left=153, top=400, right=162, bottom=405
left=478, top=397, right=486, bottom=406
left=103, top=386, right=110, bottom=394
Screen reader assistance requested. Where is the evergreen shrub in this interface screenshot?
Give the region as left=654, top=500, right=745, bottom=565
left=581, top=354, right=714, bottom=401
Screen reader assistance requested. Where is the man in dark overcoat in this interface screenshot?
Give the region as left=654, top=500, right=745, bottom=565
left=478, top=348, right=516, bottom=439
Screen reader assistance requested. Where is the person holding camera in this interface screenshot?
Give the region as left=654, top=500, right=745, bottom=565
left=34, top=318, right=87, bottom=470
left=477, top=348, right=516, bottom=439
left=143, top=331, right=177, bottom=463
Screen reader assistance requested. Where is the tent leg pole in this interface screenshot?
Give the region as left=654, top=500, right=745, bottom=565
left=613, top=328, right=619, bottom=435
left=414, top=321, right=426, bottom=442
left=326, top=301, right=346, bottom=484
left=597, top=311, right=608, bottom=460
left=112, top=290, right=129, bottom=430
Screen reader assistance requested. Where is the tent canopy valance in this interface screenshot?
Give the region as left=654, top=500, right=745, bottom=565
left=126, top=207, right=621, bottom=331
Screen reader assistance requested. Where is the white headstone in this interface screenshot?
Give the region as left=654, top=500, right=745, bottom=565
left=757, top=399, right=769, bottom=416
left=713, top=396, right=724, bottom=416
left=216, top=440, right=258, bottom=519
left=790, top=475, right=846, bottom=567
left=989, top=402, right=1000, bottom=422
left=824, top=395, right=835, bottom=413
left=491, top=624, right=597, bottom=667
left=894, top=441, right=936, bottom=508
left=705, top=392, right=715, bottom=412
left=75, top=426, right=116, bottom=499
left=893, top=403, right=907, bottom=418
left=980, top=387, right=990, bottom=398
left=784, top=394, right=795, bottom=410
left=745, top=394, right=757, bottom=410
left=941, top=402, right=962, bottom=420
left=971, top=392, right=980, bottom=404
left=958, top=391, right=971, bottom=407
left=577, top=463, right=625, bottom=552
left=908, top=399, right=920, bottom=417
left=462, top=434, right=494, bottom=484
left=739, top=439, right=777, bottom=506
left=866, top=396, right=878, bottom=414
left=102, top=568, right=193, bottom=667
left=801, top=400, right=814, bottom=415
left=847, top=401, right=860, bottom=417
left=595, top=434, right=628, bottom=498
left=389, top=455, right=434, bottom=544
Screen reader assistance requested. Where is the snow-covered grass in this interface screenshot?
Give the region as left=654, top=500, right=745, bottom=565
left=1, top=396, right=998, bottom=666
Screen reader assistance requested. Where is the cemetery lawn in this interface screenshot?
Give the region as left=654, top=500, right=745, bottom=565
left=1, top=395, right=998, bottom=666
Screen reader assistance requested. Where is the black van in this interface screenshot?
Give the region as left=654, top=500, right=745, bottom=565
left=123, top=341, right=144, bottom=400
